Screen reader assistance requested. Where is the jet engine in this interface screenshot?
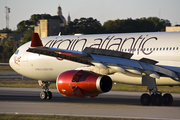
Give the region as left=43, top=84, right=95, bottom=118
left=56, top=70, right=112, bottom=98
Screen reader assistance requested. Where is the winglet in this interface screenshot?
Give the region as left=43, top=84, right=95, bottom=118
left=31, top=33, right=43, bottom=47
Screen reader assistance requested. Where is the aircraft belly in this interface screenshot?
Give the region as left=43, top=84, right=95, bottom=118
left=109, top=72, right=180, bottom=86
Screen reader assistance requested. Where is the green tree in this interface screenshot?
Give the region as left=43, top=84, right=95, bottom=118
left=4, top=36, right=14, bottom=48
left=0, top=28, right=12, bottom=33
left=0, top=36, right=15, bottom=62
left=103, top=17, right=171, bottom=33
left=21, top=29, right=33, bottom=45
left=147, top=17, right=171, bottom=31
left=17, top=14, right=63, bottom=44
left=64, top=17, right=103, bottom=34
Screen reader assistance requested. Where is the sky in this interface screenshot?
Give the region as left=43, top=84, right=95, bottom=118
left=0, top=0, right=180, bottom=30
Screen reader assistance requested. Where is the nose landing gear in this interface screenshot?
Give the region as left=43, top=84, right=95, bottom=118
left=38, top=80, right=52, bottom=100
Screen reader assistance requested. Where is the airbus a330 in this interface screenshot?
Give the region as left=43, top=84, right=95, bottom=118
left=9, top=31, right=180, bottom=106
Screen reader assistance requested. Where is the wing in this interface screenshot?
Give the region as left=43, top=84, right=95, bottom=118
left=27, top=33, right=180, bottom=82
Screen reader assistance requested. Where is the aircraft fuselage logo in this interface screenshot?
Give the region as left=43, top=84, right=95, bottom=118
left=14, top=56, right=21, bottom=66
left=44, top=34, right=158, bottom=56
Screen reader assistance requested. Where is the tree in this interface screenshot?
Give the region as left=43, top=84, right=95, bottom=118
left=147, top=17, right=171, bottom=31
left=21, top=29, right=33, bottom=45
left=64, top=17, right=103, bottom=34
left=16, top=14, right=63, bottom=44
left=0, top=28, right=12, bottom=33
left=0, top=36, right=15, bottom=62
left=103, top=17, right=171, bottom=33
left=4, top=36, right=14, bottom=48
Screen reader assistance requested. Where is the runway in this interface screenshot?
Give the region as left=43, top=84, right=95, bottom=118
left=0, top=87, right=180, bottom=119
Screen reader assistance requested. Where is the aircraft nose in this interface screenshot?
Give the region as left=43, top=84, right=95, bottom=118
left=9, top=54, right=15, bottom=70
left=9, top=53, right=20, bottom=71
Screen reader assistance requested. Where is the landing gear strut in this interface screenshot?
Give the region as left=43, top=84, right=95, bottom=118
left=38, top=80, right=52, bottom=100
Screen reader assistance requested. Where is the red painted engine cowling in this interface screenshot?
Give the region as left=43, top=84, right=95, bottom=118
left=56, top=70, right=112, bottom=98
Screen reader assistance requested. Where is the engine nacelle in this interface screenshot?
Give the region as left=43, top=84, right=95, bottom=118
left=56, top=70, right=112, bottom=98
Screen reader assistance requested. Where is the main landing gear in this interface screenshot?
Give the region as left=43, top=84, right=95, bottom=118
left=140, top=75, right=173, bottom=106
left=140, top=89, right=173, bottom=106
left=38, top=80, right=52, bottom=100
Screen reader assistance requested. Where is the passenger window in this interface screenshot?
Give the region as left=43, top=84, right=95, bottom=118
left=166, top=47, right=168, bottom=50
left=163, top=48, right=165, bottom=50
left=15, top=49, right=19, bottom=54
left=156, top=48, right=158, bottom=51
left=153, top=48, right=155, bottom=51
left=177, top=47, right=179, bottom=50
left=147, top=48, right=149, bottom=51
left=173, top=47, right=175, bottom=50
left=170, top=47, right=172, bottom=50
left=160, top=48, right=162, bottom=51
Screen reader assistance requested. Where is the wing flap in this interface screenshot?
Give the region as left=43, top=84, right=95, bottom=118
left=83, top=47, right=133, bottom=59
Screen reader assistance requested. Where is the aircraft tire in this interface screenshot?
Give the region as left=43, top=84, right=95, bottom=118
left=140, top=93, right=151, bottom=105
left=151, top=94, right=163, bottom=106
left=47, top=91, right=52, bottom=100
left=163, top=93, right=173, bottom=106
left=40, top=91, right=47, bottom=100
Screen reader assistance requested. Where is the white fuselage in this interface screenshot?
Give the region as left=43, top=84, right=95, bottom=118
left=9, top=32, right=180, bottom=86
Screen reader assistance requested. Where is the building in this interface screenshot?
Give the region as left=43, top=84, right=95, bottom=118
left=166, top=26, right=180, bottom=32
left=66, top=13, right=71, bottom=25
left=34, top=5, right=71, bottom=38
left=34, top=19, right=61, bottom=38
left=0, top=33, right=23, bottom=48
left=57, top=5, right=66, bottom=27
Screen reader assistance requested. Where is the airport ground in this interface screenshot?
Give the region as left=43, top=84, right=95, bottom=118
left=0, top=64, right=180, bottom=120
left=0, top=87, right=180, bottom=120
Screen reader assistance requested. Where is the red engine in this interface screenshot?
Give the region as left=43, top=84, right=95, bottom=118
left=56, top=70, right=112, bottom=98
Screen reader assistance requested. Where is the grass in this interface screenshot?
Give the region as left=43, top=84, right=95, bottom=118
left=0, top=114, right=146, bottom=120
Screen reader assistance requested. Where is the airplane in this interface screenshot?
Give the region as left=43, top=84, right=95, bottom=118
left=9, top=31, right=180, bottom=106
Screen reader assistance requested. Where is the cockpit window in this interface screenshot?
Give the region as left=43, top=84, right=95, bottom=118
left=15, top=49, right=19, bottom=54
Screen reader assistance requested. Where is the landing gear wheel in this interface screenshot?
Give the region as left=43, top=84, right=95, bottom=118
left=47, top=91, right=52, bottom=100
left=151, top=94, right=163, bottom=106
left=38, top=81, right=53, bottom=100
left=163, top=93, right=173, bottom=106
left=40, top=91, right=47, bottom=100
left=140, top=93, right=151, bottom=105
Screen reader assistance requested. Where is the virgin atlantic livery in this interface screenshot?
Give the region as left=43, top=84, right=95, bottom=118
left=9, top=31, right=180, bottom=106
